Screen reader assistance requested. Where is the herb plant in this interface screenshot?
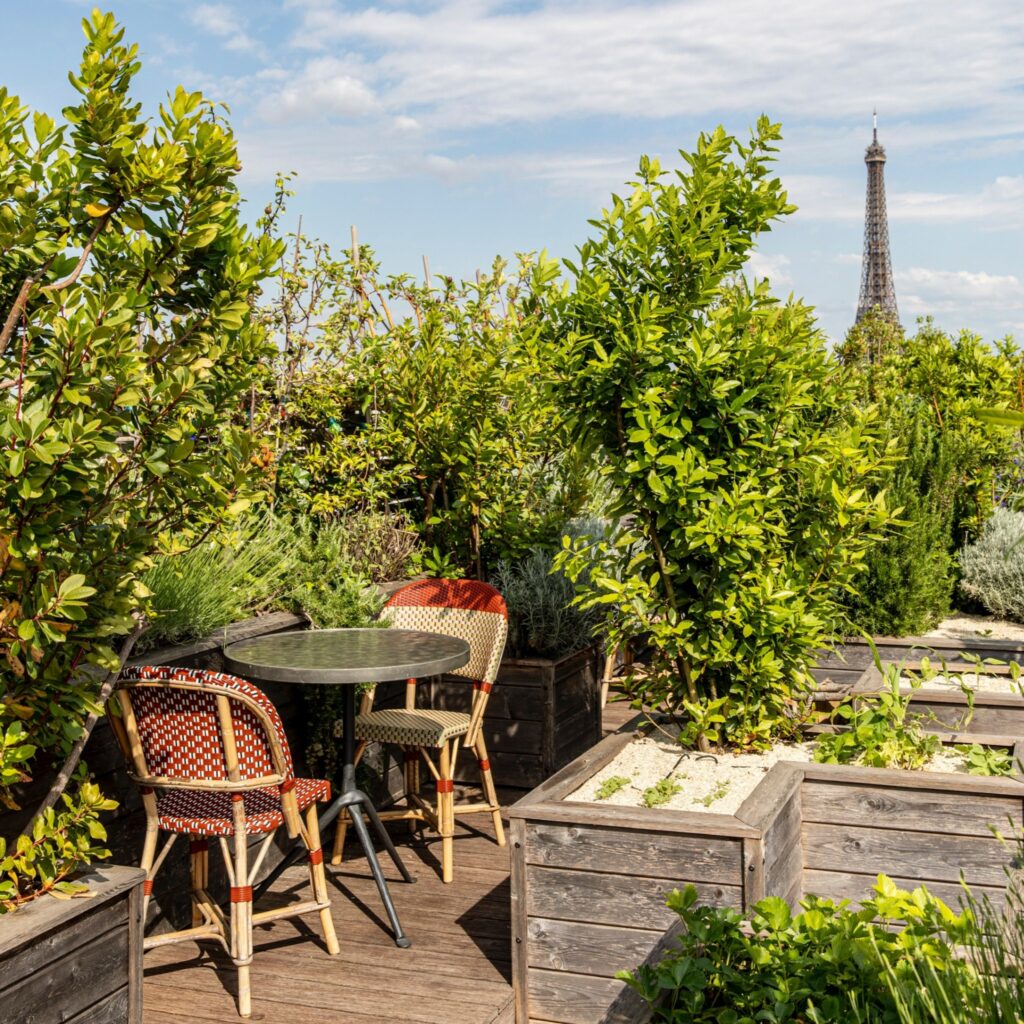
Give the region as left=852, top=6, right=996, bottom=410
left=641, top=776, right=683, bottom=808
left=594, top=775, right=631, bottom=801
left=955, top=744, right=1015, bottom=777
left=813, top=670, right=941, bottom=770
left=620, top=878, right=975, bottom=1023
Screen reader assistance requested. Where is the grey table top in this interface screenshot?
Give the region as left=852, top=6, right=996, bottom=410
left=223, top=627, right=470, bottom=686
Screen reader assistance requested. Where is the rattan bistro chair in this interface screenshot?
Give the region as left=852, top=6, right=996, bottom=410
left=331, top=579, right=508, bottom=883
left=110, top=666, right=339, bottom=1018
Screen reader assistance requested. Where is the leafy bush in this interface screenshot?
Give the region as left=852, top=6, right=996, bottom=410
left=539, top=122, right=896, bottom=748
left=278, top=518, right=384, bottom=630
left=490, top=520, right=605, bottom=659
left=138, top=516, right=293, bottom=652
left=876, top=870, right=1024, bottom=1024
left=0, top=10, right=278, bottom=907
left=960, top=507, right=1024, bottom=622
left=840, top=316, right=1024, bottom=558
left=620, top=878, right=975, bottom=1023
left=843, top=402, right=960, bottom=636
left=260, top=227, right=589, bottom=577
left=813, top=669, right=941, bottom=770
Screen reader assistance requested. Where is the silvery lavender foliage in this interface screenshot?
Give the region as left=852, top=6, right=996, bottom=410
left=490, top=518, right=607, bottom=659
left=960, top=507, right=1024, bottom=622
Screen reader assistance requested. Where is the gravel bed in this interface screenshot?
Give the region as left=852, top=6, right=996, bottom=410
left=926, top=614, right=1024, bottom=643
left=567, top=736, right=973, bottom=814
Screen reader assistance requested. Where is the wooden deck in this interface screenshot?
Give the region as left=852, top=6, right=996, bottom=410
left=142, top=696, right=636, bottom=1024
left=143, top=810, right=514, bottom=1024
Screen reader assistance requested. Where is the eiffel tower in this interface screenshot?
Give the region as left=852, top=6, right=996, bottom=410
left=855, top=111, right=899, bottom=326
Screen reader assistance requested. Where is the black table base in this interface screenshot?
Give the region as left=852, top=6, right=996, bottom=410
left=253, top=686, right=415, bottom=947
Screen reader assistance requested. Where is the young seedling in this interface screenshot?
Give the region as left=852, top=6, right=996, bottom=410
left=955, top=743, right=1015, bottom=777
left=595, top=775, right=631, bottom=800
left=697, top=779, right=732, bottom=808
left=641, top=776, right=683, bottom=808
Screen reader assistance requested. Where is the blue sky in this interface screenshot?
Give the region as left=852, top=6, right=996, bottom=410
left=7, top=1, right=1024, bottom=342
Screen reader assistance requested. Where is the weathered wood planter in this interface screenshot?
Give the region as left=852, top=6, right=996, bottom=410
left=427, top=645, right=602, bottom=789
left=0, top=866, right=145, bottom=1024
left=848, top=658, right=1024, bottom=742
left=509, top=719, right=1024, bottom=1024
left=814, top=634, right=1024, bottom=693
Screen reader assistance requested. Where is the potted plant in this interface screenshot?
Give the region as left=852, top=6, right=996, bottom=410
left=0, top=11, right=280, bottom=1016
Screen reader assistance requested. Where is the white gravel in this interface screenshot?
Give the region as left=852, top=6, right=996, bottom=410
left=899, top=671, right=1022, bottom=696
left=567, top=736, right=974, bottom=814
left=926, top=614, right=1024, bottom=643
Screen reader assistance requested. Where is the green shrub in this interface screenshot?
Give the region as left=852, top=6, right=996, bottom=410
left=138, top=516, right=293, bottom=652
left=620, top=878, right=975, bottom=1023
left=0, top=10, right=279, bottom=906
left=876, top=872, right=1024, bottom=1024
left=960, top=507, right=1024, bottom=622
left=813, top=668, right=941, bottom=770
left=538, top=122, right=896, bottom=748
left=278, top=518, right=384, bottom=630
left=262, top=232, right=589, bottom=577
left=843, top=402, right=960, bottom=636
left=490, top=520, right=605, bottom=659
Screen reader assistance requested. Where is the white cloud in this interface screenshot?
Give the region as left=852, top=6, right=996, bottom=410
left=190, top=3, right=263, bottom=55
left=257, top=57, right=378, bottom=121
left=280, top=0, right=1024, bottom=133
left=786, top=174, right=1024, bottom=229
left=896, top=267, right=1024, bottom=332
left=747, top=252, right=793, bottom=286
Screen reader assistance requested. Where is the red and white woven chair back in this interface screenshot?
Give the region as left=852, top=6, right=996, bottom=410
left=117, top=665, right=293, bottom=783
left=385, top=579, right=508, bottom=686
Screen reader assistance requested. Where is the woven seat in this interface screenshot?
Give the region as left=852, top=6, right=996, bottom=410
left=333, top=579, right=508, bottom=883
left=110, top=665, right=339, bottom=1018
left=157, top=778, right=331, bottom=837
left=354, top=709, right=470, bottom=748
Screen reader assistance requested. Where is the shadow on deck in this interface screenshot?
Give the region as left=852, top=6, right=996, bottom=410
left=142, top=697, right=637, bottom=1024
left=142, top=807, right=515, bottom=1024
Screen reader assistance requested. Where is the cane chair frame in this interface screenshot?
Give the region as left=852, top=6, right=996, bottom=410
left=111, top=669, right=339, bottom=1019
left=331, top=580, right=508, bottom=883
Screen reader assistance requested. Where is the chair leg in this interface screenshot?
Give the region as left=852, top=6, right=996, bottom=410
left=438, top=741, right=454, bottom=884
left=139, top=820, right=159, bottom=922
left=404, top=747, right=420, bottom=834
left=475, top=735, right=505, bottom=847
left=190, top=837, right=209, bottom=927
left=228, top=804, right=253, bottom=1018
left=304, top=805, right=340, bottom=956
left=331, top=810, right=348, bottom=866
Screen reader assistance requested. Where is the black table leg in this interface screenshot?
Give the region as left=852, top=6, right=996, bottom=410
left=253, top=686, right=415, bottom=947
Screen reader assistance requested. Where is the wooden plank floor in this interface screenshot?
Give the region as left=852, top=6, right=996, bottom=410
left=143, top=698, right=632, bottom=1024
left=142, top=810, right=514, bottom=1024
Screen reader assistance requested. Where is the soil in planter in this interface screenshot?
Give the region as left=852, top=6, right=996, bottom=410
left=567, top=736, right=972, bottom=815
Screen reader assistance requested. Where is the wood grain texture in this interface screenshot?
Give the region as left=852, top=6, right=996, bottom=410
left=525, top=865, right=742, bottom=929
left=525, top=918, right=666, bottom=977
left=526, top=969, right=648, bottom=1024
left=802, top=821, right=1015, bottom=887
left=523, top=821, right=744, bottom=885
left=801, top=779, right=1022, bottom=836
left=142, top=804, right=516, bottom=1024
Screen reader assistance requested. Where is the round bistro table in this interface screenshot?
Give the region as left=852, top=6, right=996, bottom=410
left=223, top=627, right=470, bottom=948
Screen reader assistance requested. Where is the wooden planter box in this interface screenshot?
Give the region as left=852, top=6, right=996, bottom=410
left=427, top=645, right=602, bottom=789
left=509, top=719, right=1024, bottom=1024
left=814, top=634, right=1024, bottom=695
left=848, top=659, right=1024, bottom=741
left=0, top=866, right=145, bottom=1024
